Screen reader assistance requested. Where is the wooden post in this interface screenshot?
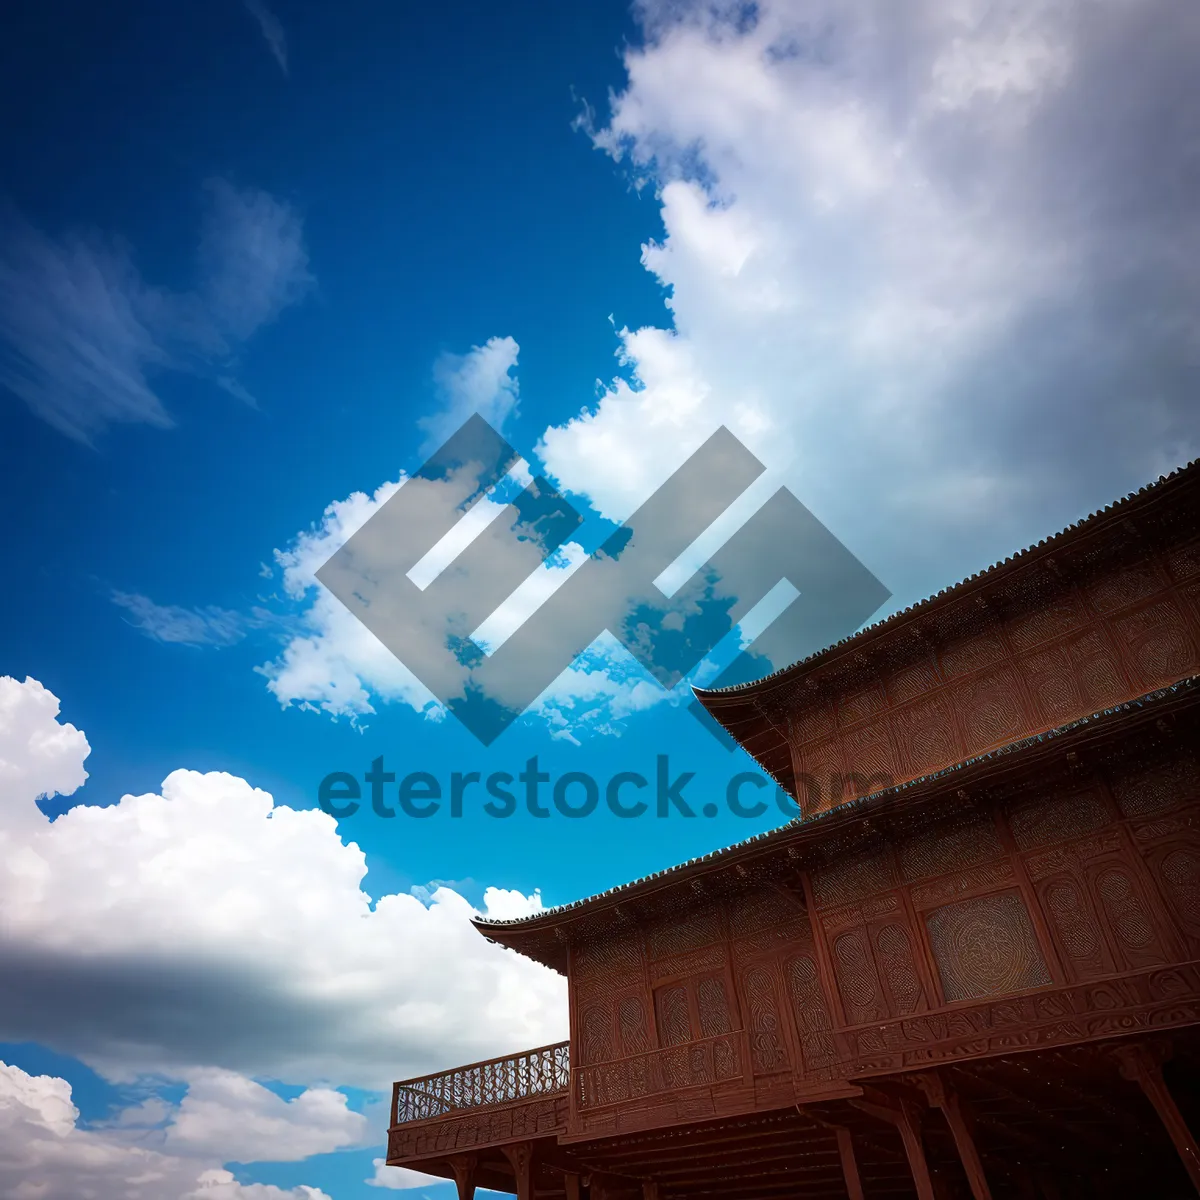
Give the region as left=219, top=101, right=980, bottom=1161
left=563, top=1172, right=583, bottom=1200
left=834, top=1126, right=866, bottom=1200
left=853, top=1090, right=935, bottom=1200
left=450, top=1153, right=477, bottom=1200
left=642, top=1182, right=661, bottom=1200
left=501, top=1141, right=536, bottom=1200
left=914, top=1072, right=993, bottom=1200
left=1115, top=1042, right=1200, bottom=1194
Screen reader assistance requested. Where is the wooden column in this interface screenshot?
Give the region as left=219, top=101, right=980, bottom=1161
left=834, top=1126, right=865, bottom=1200
left=642, top=1182, right=661, bottom=1200
left=1115, top=1042, right=1200, bottom=1194
left=853, top=1090, right=935, bottom=1200
left=501, top=1141, right=536, bottom=1200
left=563, top=1173, right=582, bottom=1200
left=915, top=1072, right=993, bottom=1200
left=450, top=1153, right=478, bottom=1200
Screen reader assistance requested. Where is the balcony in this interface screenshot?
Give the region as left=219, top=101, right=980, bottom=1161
left=392, top=1040, right=570, bottom=1124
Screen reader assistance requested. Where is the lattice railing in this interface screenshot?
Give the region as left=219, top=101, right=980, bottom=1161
left=391, top=1041, right=570, bottom=1125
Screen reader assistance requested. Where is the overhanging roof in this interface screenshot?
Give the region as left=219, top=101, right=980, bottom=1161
left=474, top=675, right=1199, bottom=973
left=693, top=457, right=1200, bottom=798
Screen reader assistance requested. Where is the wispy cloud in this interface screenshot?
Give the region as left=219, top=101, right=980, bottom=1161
left=110, top=591, right=284, bottom=648
left=242, top=0, right=289, bottom=76
left=0, top=180, right=312, bottom=444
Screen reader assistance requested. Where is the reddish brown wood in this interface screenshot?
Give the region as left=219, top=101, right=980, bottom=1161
left=501, top=1142, right=535, bottom=1200
left=833, top=1125, right=865, bottom=1200
left=1115, top=1042, right=1200, bottom=1193
left=853, top=1091, right=935, bottom=1200
left=563, top=1172, right=582, bottom=1200
left=914, top=1073, right=993, bottom=1200
left=383, top=465, right=1200, bottom=1199
left=449, top=1154, right=477, bottom=1200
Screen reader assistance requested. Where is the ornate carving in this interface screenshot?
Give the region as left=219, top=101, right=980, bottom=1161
left=910, top=860, right=1015, bottom=908
left=697, top=977, right=733, bottom=1038
left=833, top=930, right=886, bottom=1025
left=744, top=967, right=787, bottom=1073
left=953, top=666, right=1028, bottom=749
left=618, top=995, right=649, bottom=1056
left=1023, top=829, right=1124, bottom=881
left=656, top=985, right=691, bottom=1048
left=1094, top=868, right=1163, bottom=964
left=1111, top=599, right=1198, bottom=691
left=581, top=1003, right=614, bottom=1066
left=925, top=892, right=1052, bottom=1002
left=899, top=812, right=1003, bottom=881
left=891, top=692, right=961, bottom=776
left=647, top=906, right=722, bottom=960
left=875, top=923, right=924, bottom=1015
left=1158, top=847, right=1200, bottom=932
left=1008, top=788, right=1111, bottom=849
left=1110, top=755, right=1200, bottom=818
left=1042, top=877, right=1107, bottom=978
left=812, top=849, right=898, bottom=908
left=785, top=954, right=836, bottom=1071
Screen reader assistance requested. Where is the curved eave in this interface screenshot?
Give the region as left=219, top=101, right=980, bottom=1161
left=473, top=675, right=1199, bottom=972
left=693, top=456, right=1199, bottom=788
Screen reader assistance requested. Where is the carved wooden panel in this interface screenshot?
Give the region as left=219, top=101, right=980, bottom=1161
left=925, top=891, right=1052, bottom=1002
left=784, top=954, right=836, bottom=1072
left=812, top=848, right=897, bottom=908
left=832, top=929, right=887, bottom=1026
left=1007, top=787, right=1112, bottom=850
left=1111, top=598, right=1199, bottom=692
left=580, top=1000, right=615, bottom=1065
left=1089, top=864, right=1169, bottom=969
left=742, top=966, right=788, bottom=1074
left=655, top=985, right=691, bottom=1048
left=617, top=995, right=650, bottom=1056
left=1037, top=874, right=1112, bottom=982
left=1156, top=845, right=1200, bottom=936
left=899, top=811, right=1003, bottom=881
left=696, top=976, right=733, bottom=1038
left=874, top=922, right=925, bottom=1015
left=1110, top=754, right=1200, bottom=818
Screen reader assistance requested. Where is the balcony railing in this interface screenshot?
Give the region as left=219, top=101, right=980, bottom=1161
left=391, top=1041, right=570, bottom=1126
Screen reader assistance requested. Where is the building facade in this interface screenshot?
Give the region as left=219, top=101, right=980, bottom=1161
left=387, top=461, right=1200, bottom=1199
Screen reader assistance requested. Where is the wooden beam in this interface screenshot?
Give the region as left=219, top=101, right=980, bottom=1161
left=501, top=1142, right=536, bottom=1200
left=1115, top=1042, right=1200, bottom=1194
left=450, top=1153, right=477, bottom=1200
left=914, top=1072, right=993, bottom=1200
left=834, top=1126, right=865, bottom=1200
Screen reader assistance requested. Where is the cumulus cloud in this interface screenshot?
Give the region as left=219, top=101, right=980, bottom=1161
left=0, top=676, right=566, bottom=1092
left=418, top=335, right=521, bottom=453
left=0, top=179, right=312, bottom=442
left=254, top=0, right=1200, bottom=743
left=541, top=0, right=1200, bottom=611
left=0, top=1061, right=333, bottom=1200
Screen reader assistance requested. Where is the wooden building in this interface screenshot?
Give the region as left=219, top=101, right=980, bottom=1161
left=387, top=461, right=1200, bottom=1199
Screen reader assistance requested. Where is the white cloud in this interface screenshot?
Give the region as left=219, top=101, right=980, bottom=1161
left=366, top=1158, right=446, bottom=1191
left=418, top=335, right=521, bottom=453
left=0, top=676, right=567, bottom=1093
left=0, top=180, right=312, bottom=443
left=0, top=1062, right=333, bottom=1200
left=540, top=0, right=1200, bottom=612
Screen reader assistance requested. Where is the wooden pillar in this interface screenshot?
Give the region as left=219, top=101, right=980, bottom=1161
left=450, top=1153, right=477, bottom=1200
left=1115, top=1042, right=1200, bottom=1194
left=642, top=1182, right=661, bottom=1200
left=563, top=1173, right=582, bottom=1200
left=834, top=1126, right=865, bottom=1200
left=501, top=1141, right=535, bottom=1200
left=915, top=1072, right=993, bottom=1200
left=853, top=1091, right=935, bottom=1200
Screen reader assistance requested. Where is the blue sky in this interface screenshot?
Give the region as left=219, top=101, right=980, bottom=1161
left=2, top=0, right=1199, bottom=1197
